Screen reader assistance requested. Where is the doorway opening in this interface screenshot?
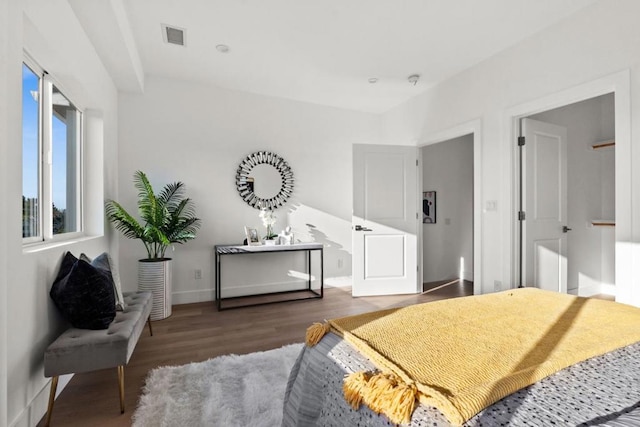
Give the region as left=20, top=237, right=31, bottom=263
left=420, top=134, right=474, bottom=295
left=518, top=93, right=615, bottom=297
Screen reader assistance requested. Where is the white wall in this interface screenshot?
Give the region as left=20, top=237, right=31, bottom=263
left=421, top=134, right=473, bottom=283
left=117, top=76, right=382, bottom=303
left=1, top=1, right=119, bottom=426
left=1, top=1, right=10, bottom=425
left=382, top=0, right=640, bottom=303
left=530, top=94, right=615, bottom=295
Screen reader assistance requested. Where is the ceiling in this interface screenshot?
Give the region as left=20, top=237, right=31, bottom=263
left=70, top=0, right=597, bottom=114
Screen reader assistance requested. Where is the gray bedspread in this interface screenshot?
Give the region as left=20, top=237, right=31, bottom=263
left=282, top=333, right=640, bottom=426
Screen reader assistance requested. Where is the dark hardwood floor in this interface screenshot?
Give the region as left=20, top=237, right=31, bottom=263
left=40, top=283, right=473, bottom=426
left=423, top=279, right=473, bottom=293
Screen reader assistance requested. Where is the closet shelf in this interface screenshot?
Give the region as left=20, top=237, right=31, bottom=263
left=591, top=140, right=615, bottom=150
left=591, top=220, right=615, bottom=227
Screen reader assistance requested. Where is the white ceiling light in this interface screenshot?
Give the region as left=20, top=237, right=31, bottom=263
left=216, top=44, right=230, bottom=53
left=161, top=24, right=186, bottom=46
left=408, top=74, right=420, bottom=85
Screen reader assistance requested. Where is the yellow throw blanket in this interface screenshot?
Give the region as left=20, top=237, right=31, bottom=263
left=306, top=288, right=640, bottom=425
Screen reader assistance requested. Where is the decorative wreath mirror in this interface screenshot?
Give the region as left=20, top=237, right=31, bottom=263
left=236, top=151, right=294, bottom=210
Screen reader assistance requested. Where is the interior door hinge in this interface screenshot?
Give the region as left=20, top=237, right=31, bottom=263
left=416, top=212, right=419, bottom=220
left=416, top=159, right=419, bottom=166
left=518, top=136, right=525, bottom=146
left=518, top=211, right=526, bottom=221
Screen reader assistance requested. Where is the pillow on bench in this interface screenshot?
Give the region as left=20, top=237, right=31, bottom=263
left=80, top=252, right=127, bottom=311
left=50, top=252, right=116, bottom=330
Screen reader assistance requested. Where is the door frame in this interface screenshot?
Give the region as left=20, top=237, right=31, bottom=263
left=506, top=70, right=631, bottom=302
left=420, top=119, right=482, bottom=296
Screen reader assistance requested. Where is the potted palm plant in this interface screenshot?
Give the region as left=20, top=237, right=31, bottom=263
left=105, top=170, right=201, bottom=320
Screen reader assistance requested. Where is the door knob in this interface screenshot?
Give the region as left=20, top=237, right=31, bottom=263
left=562, top=226, right=572, bottom=233
left=355, top=225, right=372, bottom=232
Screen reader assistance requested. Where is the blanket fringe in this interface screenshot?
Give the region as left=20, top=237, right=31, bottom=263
left=343, top=371, right=418, bottom=425
left=365, top=372, right=398, bottom=412
left=305, top=322, right=330, bottom=346
left=343, top=371, right=370, bottom=409
left=385, top=381, right=417, bottom=424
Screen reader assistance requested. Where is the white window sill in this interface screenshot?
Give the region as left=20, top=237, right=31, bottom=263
left=22, top=234, right=102, bottom=254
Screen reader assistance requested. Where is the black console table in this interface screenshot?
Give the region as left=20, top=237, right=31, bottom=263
left=214, top=243, right=324, bottom=310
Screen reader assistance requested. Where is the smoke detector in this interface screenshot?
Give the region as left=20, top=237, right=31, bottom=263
left=161, top=24, right=186, bottom=46
left=408, top=74, right=420, bottom=85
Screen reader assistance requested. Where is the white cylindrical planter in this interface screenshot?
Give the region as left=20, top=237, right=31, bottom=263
left=138, top=258, right=172, bottom=320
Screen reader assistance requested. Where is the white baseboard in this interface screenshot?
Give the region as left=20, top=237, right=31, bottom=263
left=324, top=276, right=352, bottom=288
left=221, top=280, right=319, bottom=298
left=574, top=283, right=616, bottom=297
left=600, top=283, right=616, bottom=296
left=9, top=374, right=72, bottom=427
left=172, top=289, right=215, bottom=304
left=172, top=277, right=349, bottom=304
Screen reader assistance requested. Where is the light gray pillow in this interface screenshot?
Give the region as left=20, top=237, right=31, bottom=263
left=80, top=252, right=127, bottom=311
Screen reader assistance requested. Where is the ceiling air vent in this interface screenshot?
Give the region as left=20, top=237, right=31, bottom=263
left=161, top=24, right=186, bottom=46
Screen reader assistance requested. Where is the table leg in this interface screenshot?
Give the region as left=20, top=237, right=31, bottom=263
left=307, top=250, right=312, bottom=290
left=320, top=247, right=324, bottom=298
left=216, top=252, right=221, bottom=310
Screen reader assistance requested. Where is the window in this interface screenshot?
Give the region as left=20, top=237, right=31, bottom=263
left=22, top=63, right=39, bottom=238
left=22, top=57, right=82, bottom=243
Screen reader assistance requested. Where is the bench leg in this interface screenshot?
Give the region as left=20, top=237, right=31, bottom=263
left=147, top=315, right=153, bottom=336
left=118, top=366, right=125, bottom=414
left=45, top=376, right=58, bottom=427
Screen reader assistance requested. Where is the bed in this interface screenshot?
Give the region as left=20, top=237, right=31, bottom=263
left=282, top=289, right=640, bottom=426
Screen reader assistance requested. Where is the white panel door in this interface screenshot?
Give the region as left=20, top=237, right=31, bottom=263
left=352, top=144, right=418, bottom=296
left=522, top=118, right=568, bottom=293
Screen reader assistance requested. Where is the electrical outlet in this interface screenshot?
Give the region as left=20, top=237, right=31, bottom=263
left=195, top=269, right=202, bottom=280
left=494, top=280, right=502, bottom=292
left=337, top=258, right=344, bottom=269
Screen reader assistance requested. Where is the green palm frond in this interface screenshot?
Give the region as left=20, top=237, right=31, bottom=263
left=165, top=217, right=201, bottom=243
left=106, top=171, right=201, bottom=259
left=134, top=170, right=167, bottom=229
left=105, top=200, right=145, bottom=240
left=158, top=181, right=184, bottom=211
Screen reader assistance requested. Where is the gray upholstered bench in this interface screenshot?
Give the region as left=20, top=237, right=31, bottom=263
left=44, top=291, right=153, bottom=426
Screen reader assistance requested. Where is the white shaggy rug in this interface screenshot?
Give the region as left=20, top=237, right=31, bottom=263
left=132, top=343, right=303, bottom=427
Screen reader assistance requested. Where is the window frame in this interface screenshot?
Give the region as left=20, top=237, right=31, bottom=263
left=22, top=53, right=85, bottom=246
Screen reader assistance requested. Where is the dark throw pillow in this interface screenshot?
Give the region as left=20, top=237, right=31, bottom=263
left=54, top=251, right=78, bottom=283
left=80, top=252, right=127, bottom=311
left=50, top=254, right=116, bottom=330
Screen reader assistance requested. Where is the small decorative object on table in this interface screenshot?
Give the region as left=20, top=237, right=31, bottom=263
left=244, top=226, right=261, bottom=246
left=279, top=226, right=294, bottom=245
left=259, top=208, right=278, bottom=245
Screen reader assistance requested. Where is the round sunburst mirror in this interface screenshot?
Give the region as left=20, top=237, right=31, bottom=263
left=236, top=151, right=294, bottom=210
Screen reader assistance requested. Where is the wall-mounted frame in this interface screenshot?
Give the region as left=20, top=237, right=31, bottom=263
left=244, top=226, right=261, bottom=246
left=236, top=151, right=294, bottom=210
left=423, top=191, right=436, bottom=224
